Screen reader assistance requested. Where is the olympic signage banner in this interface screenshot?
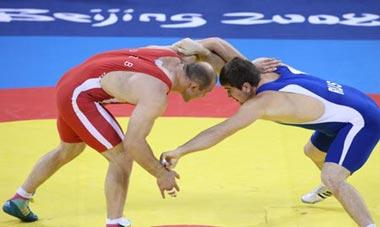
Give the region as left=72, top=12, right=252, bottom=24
left=0, top=0, right=379, bottom=39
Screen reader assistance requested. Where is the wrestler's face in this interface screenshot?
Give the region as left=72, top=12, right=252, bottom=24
left=223, top=83, right=254, bottom=105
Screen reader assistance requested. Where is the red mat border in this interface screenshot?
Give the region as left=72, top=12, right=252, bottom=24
left=0, top=87, right=378, bottom=122
left=0, top=87, right=239, bottom=122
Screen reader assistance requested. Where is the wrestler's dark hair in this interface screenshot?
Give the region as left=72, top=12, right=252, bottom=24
left=220, top=57, right=261, bottom=89
left=185, top=62, right=216, bottom=90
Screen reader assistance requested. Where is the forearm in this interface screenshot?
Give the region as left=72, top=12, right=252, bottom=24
left=175, top=123, right=235, bottom=157
left=216, top=39, right=246, bottom=61
left=124, top=140, right=165, bottom=178
left=199, top=38, right=246, bottom=62
left=174, top=104, right=260, bottom=157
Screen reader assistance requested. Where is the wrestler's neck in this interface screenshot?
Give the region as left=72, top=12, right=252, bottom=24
left=243, top=73, right=279, bottom=98
left=170, top=71, right=191, bottom=93
left=157, top=57, right=188, bottom=92
left=256, top=72, right=280, bottom=89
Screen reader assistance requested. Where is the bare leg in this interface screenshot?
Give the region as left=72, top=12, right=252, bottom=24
left=304, top=141, right=326, bottom=170
left=301, top=141, right=332, bottom=204
left=21, top=142, right=85, bottom=193
left=102, top=143, right=133, bottom=219
left=2, top=142, right=85, bottom=222
left=321, top=162, right=374, bottom=227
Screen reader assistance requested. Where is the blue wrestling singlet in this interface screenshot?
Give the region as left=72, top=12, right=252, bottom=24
left=256, top=65, right=380, bottom=173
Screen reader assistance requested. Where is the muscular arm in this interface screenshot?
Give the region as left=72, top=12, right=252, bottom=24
left=170, top=37, right=246, bottom=73
left=167, top=37, right=279, bottom=74
left=123, top=91, right=168, bottom=178
left=173, top=95, right=268, bottom=157
left=197, top=37, right=246, bottom=62
left=199, top=38, right=282, bottom=73
left=169, top=38, right=210, bottom=56
left=171, top=37, right=279, bottom=74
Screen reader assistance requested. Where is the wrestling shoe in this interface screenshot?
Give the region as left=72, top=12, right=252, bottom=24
left=106, top=218, right=132, bottom=227
left=301, top=185, right=332, bottom=204
left=107, top=225, right=129, bottom=227
left=2, top=198, right=38, bottom=222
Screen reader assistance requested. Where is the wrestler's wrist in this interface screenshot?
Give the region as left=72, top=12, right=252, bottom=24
left=174, top=148, right=186, bottom=157
left=155, top=165, right=168, bottom=179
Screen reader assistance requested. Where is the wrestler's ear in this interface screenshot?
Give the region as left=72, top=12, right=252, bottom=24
left=241, top=82, right=252, bottom=93
left=189, top=81, right=200, bottom=91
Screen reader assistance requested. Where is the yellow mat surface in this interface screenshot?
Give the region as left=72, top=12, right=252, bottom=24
left=0, top=118, right=379, bottom=227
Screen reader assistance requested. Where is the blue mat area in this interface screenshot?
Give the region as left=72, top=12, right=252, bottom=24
left=0, top=0, right=379, bottom=93
left=0, top=37, right=379, bottom=93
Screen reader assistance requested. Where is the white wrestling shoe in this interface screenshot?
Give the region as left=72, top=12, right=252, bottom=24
left=106, top=217, right=131, bottom=227
left=301, top=185, right=332, bottom=204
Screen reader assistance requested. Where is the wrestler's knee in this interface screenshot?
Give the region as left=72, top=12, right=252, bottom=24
left=55, top=142, right=85, bottom=163
left=321, top=163, right=349, bottom=195
left=304, top=142, right=326, bottom=162
left=303, top=142, right=314, bottom=158
left=104, top=143, right=133, bottom=174
left=304, top=142, right=318, bottom=159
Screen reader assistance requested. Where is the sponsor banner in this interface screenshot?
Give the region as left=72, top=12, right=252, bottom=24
left=0, top=0, right=380, bottom=39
